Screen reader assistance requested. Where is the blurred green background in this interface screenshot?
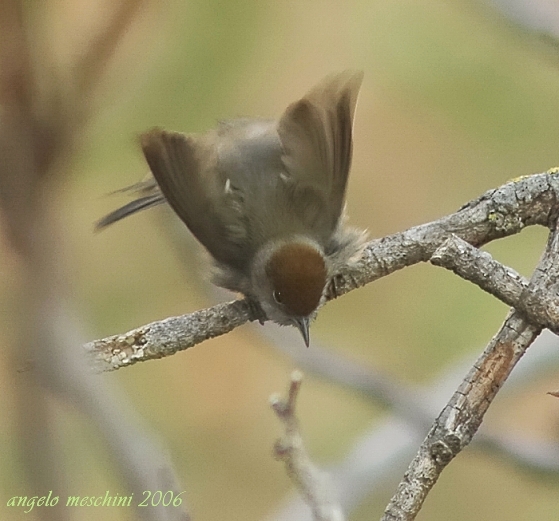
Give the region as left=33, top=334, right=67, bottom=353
left=2, top=0, right=559, bottom=520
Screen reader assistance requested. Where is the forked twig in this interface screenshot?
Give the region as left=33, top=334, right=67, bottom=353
left=85, top=170, right=559, bottom=371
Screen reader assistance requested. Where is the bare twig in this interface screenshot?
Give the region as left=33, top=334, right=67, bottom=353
left=86, top=170, right=559, bottom=371
left=381, top=312, right=540, bottom=521
left=86, top=298, right=255, bottom=372
left=266, top=332, right=559, bottom=521
left=431, top=234, right=559, bottom=332
left=380, top=219, right=559, bottom=521
left=271, top=371, right=345, bottom=521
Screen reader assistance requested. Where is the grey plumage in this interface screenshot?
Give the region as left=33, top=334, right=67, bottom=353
left=98, top=71, right=366, bottom=345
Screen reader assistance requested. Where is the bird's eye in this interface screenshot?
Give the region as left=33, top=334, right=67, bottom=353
left=273, top=290, right=283, bottom=304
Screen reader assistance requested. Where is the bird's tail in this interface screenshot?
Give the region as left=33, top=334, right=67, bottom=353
left=95, top=179, right=166, bottom=230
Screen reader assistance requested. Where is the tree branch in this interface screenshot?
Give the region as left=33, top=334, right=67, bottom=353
left=380, top=216, right=559, bottom=520
left=85, top=170, right=559, bottom=372
left=266, top=332, right=559, bottom=521
left=381, top=311, right=540, bottom=521
left=431, top=234, right=559, bottom=332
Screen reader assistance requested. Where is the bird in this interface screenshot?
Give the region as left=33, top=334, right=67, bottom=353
left=97, top=71, right=366, bottom=346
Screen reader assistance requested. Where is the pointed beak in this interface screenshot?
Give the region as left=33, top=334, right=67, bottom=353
left=294, top=318, right=310, bottom=347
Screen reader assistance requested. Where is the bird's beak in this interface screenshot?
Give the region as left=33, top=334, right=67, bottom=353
left=294, top=318, right=310, bottom=347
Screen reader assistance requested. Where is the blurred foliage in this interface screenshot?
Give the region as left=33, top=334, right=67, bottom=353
left=2, top=0, right=559, bottom=520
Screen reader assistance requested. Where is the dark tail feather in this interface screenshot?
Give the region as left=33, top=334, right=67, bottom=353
left=95, top=193, right=166, bottom=230
left=109, top=178, right=159, bottom=196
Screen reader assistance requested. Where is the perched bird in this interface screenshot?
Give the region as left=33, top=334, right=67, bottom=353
left=97, top=71, right=366, bottom=346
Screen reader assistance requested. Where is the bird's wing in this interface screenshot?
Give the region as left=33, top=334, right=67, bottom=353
left=277, top=70, right=363, bottom=233
left=141, top=128, right=247, bottom=270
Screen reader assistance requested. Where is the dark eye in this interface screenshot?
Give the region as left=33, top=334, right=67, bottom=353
left=273, top=290, right=283, bottom=304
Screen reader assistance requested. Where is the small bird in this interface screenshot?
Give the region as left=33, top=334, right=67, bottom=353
left=97, top=71, right=366, bottom=346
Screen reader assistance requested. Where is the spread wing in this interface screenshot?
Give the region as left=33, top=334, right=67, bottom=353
left=277, top=70, right=363, bottom=233
left=140, top=128, right=247, bottom=270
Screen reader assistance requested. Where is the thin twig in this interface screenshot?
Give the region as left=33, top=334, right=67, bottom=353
left=271, top=371, right=345, bottom=521
left=266, top=333, right=559, bottom=521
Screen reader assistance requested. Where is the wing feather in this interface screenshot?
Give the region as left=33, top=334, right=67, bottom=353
left=141, top=128, right=246, bottom=269
left=277, top=70, right=363, bottom=232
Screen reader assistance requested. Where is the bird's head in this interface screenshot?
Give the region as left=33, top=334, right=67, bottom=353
left=251, top=239, right=328, bottom=346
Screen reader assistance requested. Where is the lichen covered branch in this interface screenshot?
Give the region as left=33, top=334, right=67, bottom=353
left=86, top=171, right=559, bottom=371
